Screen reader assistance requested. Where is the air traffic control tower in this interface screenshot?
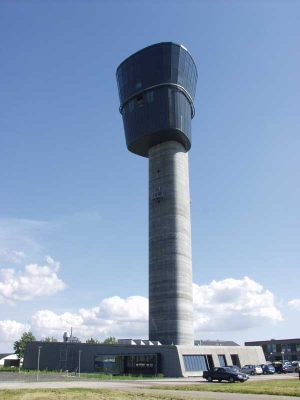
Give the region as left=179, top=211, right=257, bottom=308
left=116, top=42, right=197, bottom=346
left=22, top=44, right=265, bottom=378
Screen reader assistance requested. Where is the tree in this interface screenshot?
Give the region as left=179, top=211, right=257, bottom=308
left=44, top=336, right=58, bottom=342
left=102, top=336, right=117, bottom=344
left=86, top=337, right=100, bottom=344
left=14, top=331, right=36, bottom=359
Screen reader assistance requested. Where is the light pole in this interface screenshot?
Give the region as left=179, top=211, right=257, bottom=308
left=37, top=346, right=42, bottom=382
left=270, top=352, right=273, bottom=362
left=78, top=350, right=82, bottom=378
left=281, top=351, right=285, bottom=363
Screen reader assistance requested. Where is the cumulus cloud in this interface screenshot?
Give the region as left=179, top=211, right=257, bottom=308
left=0, top=277, right=283, bottom=350
left=288, top=299, right=300, bottom=310
left=0, top=320, right=30, bottom=349
left=30, top=295, right=148, bottom=341
left=193, top=276, right=282, bottom=333
left=0, top=256, right=66, bottom=304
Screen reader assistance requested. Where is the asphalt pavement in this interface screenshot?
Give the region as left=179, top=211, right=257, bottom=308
left=0, top=372, right=299, bottom=400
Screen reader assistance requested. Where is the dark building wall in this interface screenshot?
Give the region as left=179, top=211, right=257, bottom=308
left=245, top=338, right=300, bottom=361
left=23, top=341, right=183, bottom=377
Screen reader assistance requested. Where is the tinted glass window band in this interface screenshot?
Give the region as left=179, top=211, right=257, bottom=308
left=119, top=82, right=195, bottom=118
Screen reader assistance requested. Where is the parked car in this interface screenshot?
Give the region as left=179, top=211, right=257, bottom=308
left=272, top=362, right=285, bottom=373
left=203, top=367, right=248, bottom=383
left=291, top=361, right=300, bottom=372
left=227, top=365, right=250, bottom=379
left=283, top=362, right=296, bottom=373
left=272, top=362, right=294, bottom=373
left=260, top=364, right=275, bottom=374
left=241, top=365, right=263, bottom=375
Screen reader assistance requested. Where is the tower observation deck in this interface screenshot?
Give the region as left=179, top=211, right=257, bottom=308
left=116, top=42, right=197, bottom=346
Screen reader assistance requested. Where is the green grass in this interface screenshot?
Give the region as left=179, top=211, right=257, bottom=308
left=0, top=367, right=19, bottom=373
left=0, top=368, right=164, bottom=379
left=0, top=368, right=59, bottom=374
left=152, top=378, right=300, bottom=397
left=0, top=388, right=209, bottom=400
left=80, top=373, right=164, bottom=380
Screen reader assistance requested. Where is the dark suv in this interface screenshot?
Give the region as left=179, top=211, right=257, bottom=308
left=272, top=362, right=294, bottom=373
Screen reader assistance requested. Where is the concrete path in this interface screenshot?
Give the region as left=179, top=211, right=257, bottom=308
left=1, top=376, right=300, bottom=400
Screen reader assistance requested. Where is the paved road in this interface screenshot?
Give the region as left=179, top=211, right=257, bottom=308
left=0, top=373, right=299, bottom=400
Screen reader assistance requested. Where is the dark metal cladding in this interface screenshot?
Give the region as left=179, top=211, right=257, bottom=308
left=116, top=42, right=197, bottom=157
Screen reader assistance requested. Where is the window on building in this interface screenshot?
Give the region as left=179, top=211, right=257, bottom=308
left=94, top=354, right=159, bottom=375
left=152, top=187, right=163, bottom=201
left=282, top=344, right=288, bottom=352
left=129, top=100, right=134, bottom=112
left=207, top=355, right=214, bottom=369
left=296, top=344, right=300, bottom=352
left=125, top=355, right=158, bottom=375
left=183, top=355, right=208, bottom=372
left=231, top=354, right=241, bottom=368
left=136, top=94, right=144, bottom=107
left=146, top=91, right=154, bottom=103
left=94, top=355, right=122, bottom=374
left=218, top=355, right=227, bottom=367
left=267, top=343, right=277, bottom=353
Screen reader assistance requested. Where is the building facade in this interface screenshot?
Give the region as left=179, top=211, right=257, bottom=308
left=23, top=341, right=265, bottom=377
left=245, top=338, right=300, bottom=362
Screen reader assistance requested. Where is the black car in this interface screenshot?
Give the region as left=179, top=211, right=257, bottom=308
left=272, top=362, right=294, bottom=373
left=203, top=367, right=248, bottom=383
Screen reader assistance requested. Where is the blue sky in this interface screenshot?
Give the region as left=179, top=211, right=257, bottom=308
left=0, top=0, right=299, bottom=351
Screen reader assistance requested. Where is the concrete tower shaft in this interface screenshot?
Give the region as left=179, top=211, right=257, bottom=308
left=149, top=141, right=193, bottom=345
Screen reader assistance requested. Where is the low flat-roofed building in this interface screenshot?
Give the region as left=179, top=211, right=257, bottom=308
left=245, top=338, right=300, bottom=362
left=0, top=353, right=20, bottom=367
left=23, top=340, right=265, bottom=377
left=195, top=340, right=239, bottom=347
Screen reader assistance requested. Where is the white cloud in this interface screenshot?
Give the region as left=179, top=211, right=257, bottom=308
left=288, top=299, right=300, bottom=310
left=0, top=256, right=66, bottom=304
left=32, top=310, right=84, bottom=336
left=0, top=277, right=283, bottom=351
left=0, top=320, right=30, bottom=348
left=193, top=276, right=282, bottom=333
left=98, top=295, right=148, bottom=322
left=31, top=295, right=148, bottom=341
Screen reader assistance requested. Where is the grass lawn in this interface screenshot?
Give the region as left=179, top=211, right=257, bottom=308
left=0, top=388, right=209, bottom=400
left=152, top=378, right=300, bottom=397
left=79, top=373, right=164, bottom=380
left=0, top=369, right=164, bottom=380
